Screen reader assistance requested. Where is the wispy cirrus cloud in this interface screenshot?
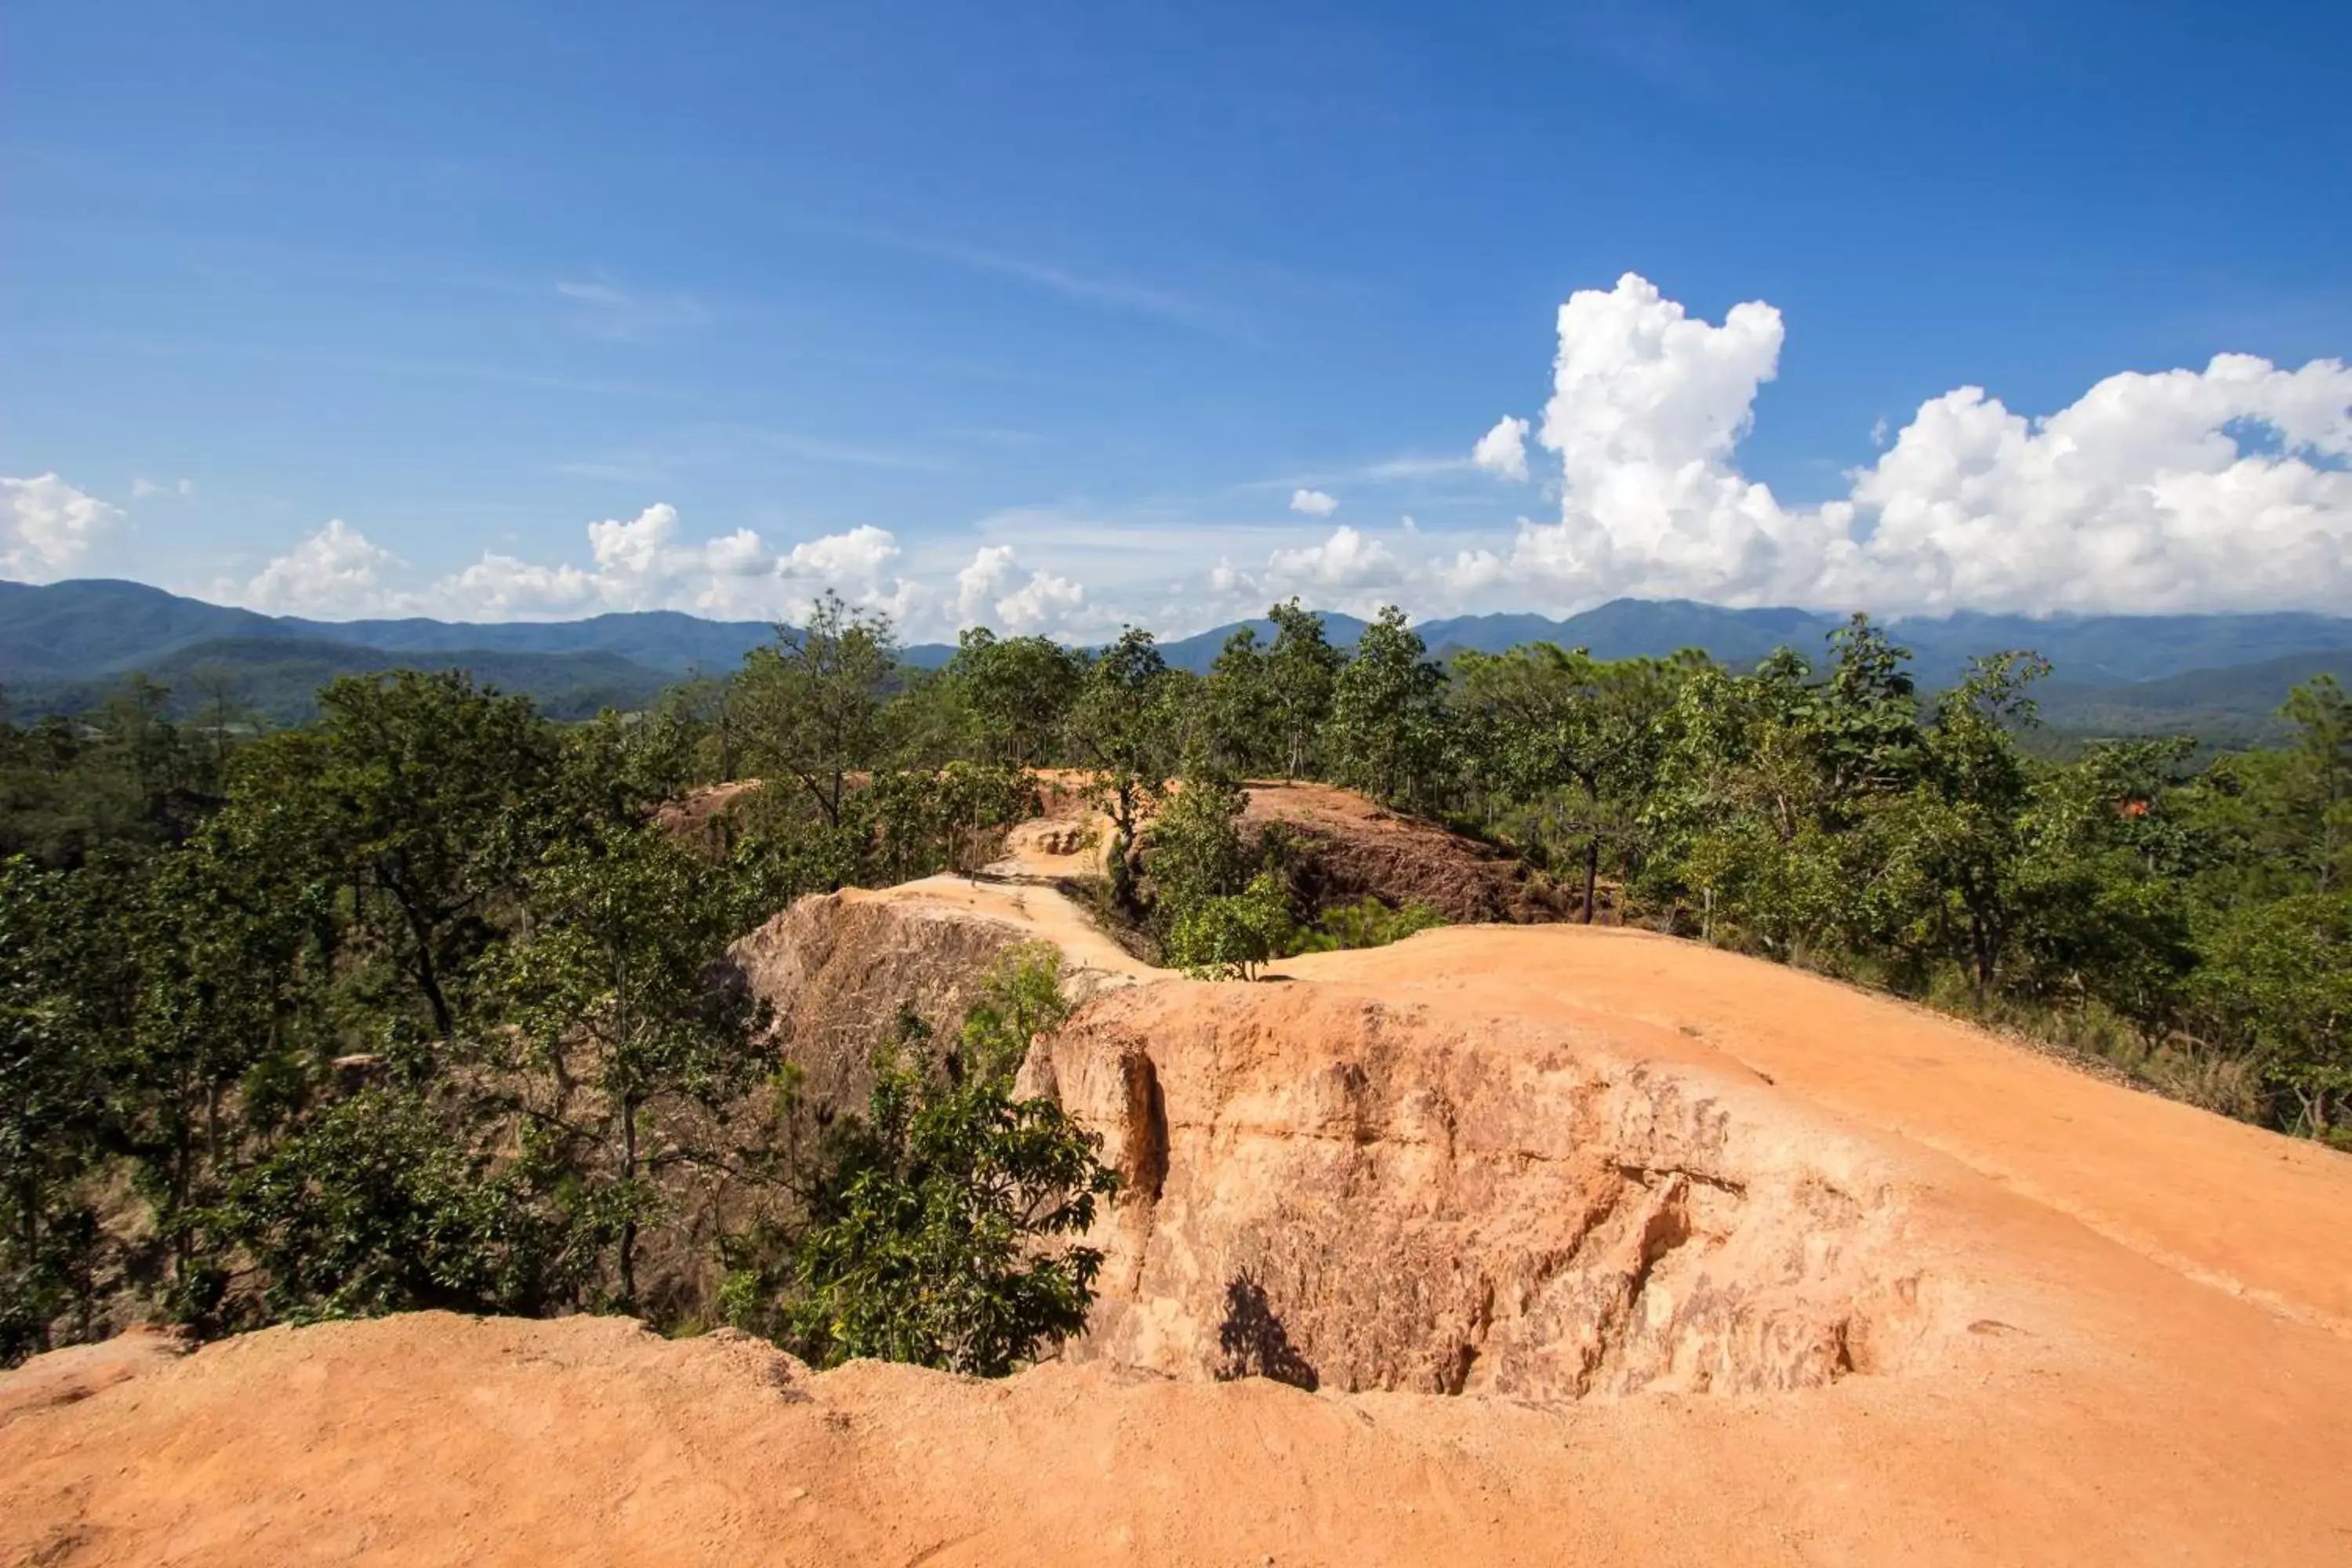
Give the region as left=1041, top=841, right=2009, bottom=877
left=554, top=423, right=959, bottom=488
left=554, top=276, right=713, bottom=341
left=735, top=426, right=962, bottom=474
left=802, top=219, right=1221, bottom=330
left=909, top=239, right=1204, bottom=322
left=1239, top=451, right=1481, bottom=496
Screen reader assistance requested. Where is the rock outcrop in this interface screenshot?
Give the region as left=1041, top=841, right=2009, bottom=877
left=727, top=878, right=1152, bottom=1118
left=1021, top=982, right=1937, bottom=1399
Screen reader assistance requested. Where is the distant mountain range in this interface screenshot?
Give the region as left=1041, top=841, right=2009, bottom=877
left=5, top=577, right=2352, bottom=739
left=1160, top=603, right=2352, bottom=690
left=0, top=579, right=788, bottom=683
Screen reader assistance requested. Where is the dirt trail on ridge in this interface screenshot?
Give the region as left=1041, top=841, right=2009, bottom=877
left=1272, top=924, right=2351, bottom=1334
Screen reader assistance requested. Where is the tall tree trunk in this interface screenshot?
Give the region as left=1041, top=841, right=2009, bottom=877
left=1582, top=837, right=1600, bottom=925
left=618, top=1089, right=640, bottom=1308
left=394, top=892, right=455, bottom=1039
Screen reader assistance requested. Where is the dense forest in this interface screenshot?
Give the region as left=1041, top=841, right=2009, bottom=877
left=4, top=595, right=2348, bottom=1370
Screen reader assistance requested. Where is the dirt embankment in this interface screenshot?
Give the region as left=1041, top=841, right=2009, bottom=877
left=653, top=779, right=770, bottom=844
left=1243, top=782, right=1566, bottom=923
left=11, top=804, right=2352, bottom=1565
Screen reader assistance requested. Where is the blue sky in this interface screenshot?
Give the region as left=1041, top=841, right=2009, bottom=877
left=6, top=0, right=2351, bottom=636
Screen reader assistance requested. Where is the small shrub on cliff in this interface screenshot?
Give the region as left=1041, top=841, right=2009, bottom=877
left=203, top=1089, right=607, bottom=1327
left=1167, top=872, right=1294, bottom=981
left=785, top=975, right=1118, bottom=1377
left=956, top=944, right=1073, bottom=1086
left=1289, top=895, right=1446, bottom=955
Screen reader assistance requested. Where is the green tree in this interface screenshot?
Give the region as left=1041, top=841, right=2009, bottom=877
left=953, top=945, right=1074, bottom=1086
left=1893, top=652, right=2050, bottom=991
left=788, top=1000, right=1117, bottom=1375
left=1265, top=598, right=1343, bottom=779
left=492, top=821, right=771, bottom=1308
left=1327, top=607, right=1445, bottom=808
left=2000, top=739, right=2201, bottom=1036
left=1167, top=872, right=1294, bottom=981
left=0, top=859, right=117, bottom=1361
left=2263, top=677, right=2352, bottom=895
left=1452, top=644, right=1685, bottom=922
left=862, top=762, right=1036, bottom=884
left=301, top=671, right=560, bottom=1039
left=1145, top=771, right=1251, bottom=931
left=1068, top=628, right=1175, bottom=909
left=948, top=629, right=1085, bottom=768
left=1638, top=626, right=1931, bottom=957
left=736, top=591, right=899, bottom=829
left=2192, top=893, right=2352, bottom=1140
left=117, top=816, right=332, bottom=1313
left=1201, top=627, right=1278, bottom=775
left=205, top=1088, right=601, bottom=1325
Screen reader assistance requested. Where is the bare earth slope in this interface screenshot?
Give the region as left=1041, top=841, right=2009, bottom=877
left=8, top=902, right=2352, bottom=1563
left=1239, top=781, right=1563, bottom=922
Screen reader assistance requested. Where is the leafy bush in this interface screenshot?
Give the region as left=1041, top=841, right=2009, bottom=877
left=1167, top=872, right=1294, bottom=981
left=1145, top=772, right=1250, bottom=924
left=205, top=1089, right=606, bottom=1327
left=1289, top=895, right=1445, bottom=954
left=785, top=994, right=1118, bottom=1375
left=956, top=943, right=1074, bottom=1085
left=2189, top=892, right=2352, bottom=1141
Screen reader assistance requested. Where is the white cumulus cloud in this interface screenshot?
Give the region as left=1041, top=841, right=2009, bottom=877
left=779, top=524, right=898, bottom=593
left=1479, top=272, right=2352, bottom=615
left=220, top=503, right=1104, bottom=638
left=1267, top=525, right=1402, bottom=595
left=237, top=520, right=411, bottom=617
left=434, top=503, right=786, bottom=619
left=2, top=473, right=125, bottom=580
left=1471, top=416, right=1531, bottom=481
left=1289, top=488, right=1340, bottom=517
left=952, top=544, right=1089, bottom=634
left=435, top=552, right=598, bottom=616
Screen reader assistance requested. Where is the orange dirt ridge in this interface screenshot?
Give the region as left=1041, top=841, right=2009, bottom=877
left=7, top=800, right=2352, bottom=1566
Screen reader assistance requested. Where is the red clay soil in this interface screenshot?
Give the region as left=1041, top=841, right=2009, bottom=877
left=1242, top=781, right=1566, bottom=923
left=652, top=779, right=769, bottom=844
left=7, top=924, right=2352, bottom=1565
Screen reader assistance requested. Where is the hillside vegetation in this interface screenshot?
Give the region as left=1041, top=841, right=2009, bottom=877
left=3, top=592, right=2350, bottom=1377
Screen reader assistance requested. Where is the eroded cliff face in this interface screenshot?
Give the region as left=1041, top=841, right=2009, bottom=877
left=728, top=881, right=1148, bottom=1120
left=729, top=891, right=1028, bottom=1115
left=1020, top=982, right=1942, bottom=1400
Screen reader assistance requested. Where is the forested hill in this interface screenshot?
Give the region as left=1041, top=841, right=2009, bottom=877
left=15, top=637, right=681, bottom=724
left=0, top=579, right=788, bottom=681
left=11, top=578, right=2352, bottom=735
